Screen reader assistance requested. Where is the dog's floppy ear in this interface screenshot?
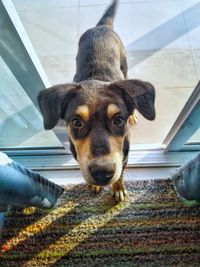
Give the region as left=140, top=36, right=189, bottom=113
left=38, top=84, right=76, bottom=130
left=111, top=79, right=156, bottom=120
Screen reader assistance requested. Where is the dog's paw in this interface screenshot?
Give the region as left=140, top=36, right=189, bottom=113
left=112, top=182, right=128, bottom=202
left=112, top=188, right=128, bottom=202
left=89, top=185, right=102, bottom=193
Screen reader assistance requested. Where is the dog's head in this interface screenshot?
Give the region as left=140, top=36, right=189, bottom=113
left=38, top=79, right=155, bottom=186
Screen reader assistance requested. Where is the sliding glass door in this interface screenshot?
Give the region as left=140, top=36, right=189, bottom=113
left=0, top=0, right=199, bottom=166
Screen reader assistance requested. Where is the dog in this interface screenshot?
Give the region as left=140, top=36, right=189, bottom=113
left=38, top=0, right=156, bottom=202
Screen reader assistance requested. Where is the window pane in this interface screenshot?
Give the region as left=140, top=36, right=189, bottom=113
left=12, top=0, right=200, bottom=147
left=0, top=56, right=61, bottom=149
left=187, top=128, right=200, bottom=144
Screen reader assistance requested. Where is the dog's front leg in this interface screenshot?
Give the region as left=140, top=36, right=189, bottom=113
left=112, top=176, right=128, bottom=202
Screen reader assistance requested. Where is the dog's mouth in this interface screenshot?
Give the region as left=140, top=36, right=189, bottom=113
left=86, top=172, right=117, bottom=186
left=88, top=161, right=115, bottom=185
left=79, top=154, right=123, bottom=186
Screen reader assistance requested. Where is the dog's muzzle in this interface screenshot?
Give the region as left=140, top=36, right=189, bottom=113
left=88, top=159, right=116, bottom=186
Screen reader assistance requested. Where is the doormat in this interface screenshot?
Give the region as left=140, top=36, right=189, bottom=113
left=1, top=179, right=200, bottom=266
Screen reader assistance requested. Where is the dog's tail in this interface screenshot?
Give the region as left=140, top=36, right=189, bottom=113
left=96, top=0, right=118, bottom=28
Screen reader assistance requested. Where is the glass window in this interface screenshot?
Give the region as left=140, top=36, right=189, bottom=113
left=1, top=0, right=200, bottom=157
left=188, top=129, right=200, bottom=144
left=0, top=56, right=61, bottom=148
left=11, top=0, right=200, bottom=149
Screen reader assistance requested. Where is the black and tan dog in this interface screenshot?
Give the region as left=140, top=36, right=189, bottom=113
left=38, top=0, right=156, bottom=202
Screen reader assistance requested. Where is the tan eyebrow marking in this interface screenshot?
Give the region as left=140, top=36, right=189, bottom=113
left=75, top=105, right=90, bottom=121
left=107, top=104, right=120, bottom=120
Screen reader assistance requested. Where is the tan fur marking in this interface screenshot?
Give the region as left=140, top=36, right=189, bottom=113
left=129, top=111, right=138, bottom=126
left=75, top=105, right=90, bottom=121
left=107, top=104, right=120, bottom=120
left=75, top=138, right=93, bottom=161
left=67, top=125, right=92, bottom=162
left=109, top=136, right=123, bottom=155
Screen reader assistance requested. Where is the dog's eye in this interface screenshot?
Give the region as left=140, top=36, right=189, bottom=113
left=112, top=115, right=125, bottom=126
left=71, top=117, right=83, bottom=128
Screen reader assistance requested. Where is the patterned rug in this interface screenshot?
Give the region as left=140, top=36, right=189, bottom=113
left=1, top=179, right=200, bottom=267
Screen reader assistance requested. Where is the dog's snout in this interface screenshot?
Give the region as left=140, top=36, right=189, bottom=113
left=89, top=161, right=115, bottom=185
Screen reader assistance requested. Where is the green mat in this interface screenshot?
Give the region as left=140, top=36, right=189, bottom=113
left=1, top=179, right=200, bottom=266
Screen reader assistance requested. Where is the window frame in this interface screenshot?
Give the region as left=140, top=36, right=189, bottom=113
left=163, top=81, right=200, bottom=152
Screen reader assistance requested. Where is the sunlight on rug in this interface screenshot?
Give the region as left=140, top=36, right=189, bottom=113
left=1, top=179, right=200, bottom=267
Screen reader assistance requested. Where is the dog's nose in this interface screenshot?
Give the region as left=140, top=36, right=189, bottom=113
left=89, top=162, right=115, bottom=185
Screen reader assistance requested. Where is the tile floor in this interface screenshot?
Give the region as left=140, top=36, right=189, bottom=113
left=11, top=0, right=200, bottom=145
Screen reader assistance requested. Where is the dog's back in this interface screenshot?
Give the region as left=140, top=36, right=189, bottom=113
left=38, top=0, right=156, bottom=202
left=73, top=0, right=128, bottom=83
